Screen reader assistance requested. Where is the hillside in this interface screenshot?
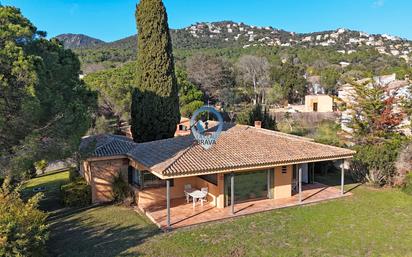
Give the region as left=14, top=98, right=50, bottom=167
left=55, top=21, right=412, bottom=73
left=55, top=33, right=105, bottom=49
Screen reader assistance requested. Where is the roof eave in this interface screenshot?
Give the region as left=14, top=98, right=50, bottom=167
left=154, top=153, right=355, bottom=179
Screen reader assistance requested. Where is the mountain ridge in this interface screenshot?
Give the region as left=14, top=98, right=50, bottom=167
left=54, top=21, right=412, bottom=73
left=55, top=20, right=411, bottom=56
left=55, top=33, right=106, bottom=49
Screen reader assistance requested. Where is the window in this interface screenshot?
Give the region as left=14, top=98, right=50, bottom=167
left=199, top=174, right=218, bottom=185
left=128, top=167, right=173, bottom=188
left=142, top=171, right=173, bottom=188
left=142, top=172, right=165, bottom=188
left=179, top=124, right=188, bottom=131
left=281, top=166, right=287, bottom=174
left=292, top=165, right=297, bottom=179
left=128, top=166, right=141, bottom=186
left=313, top=102, right=318, bottom=112
left=132, top=168, right=141, bottom=186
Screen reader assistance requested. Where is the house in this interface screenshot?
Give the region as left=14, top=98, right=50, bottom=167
left=374, top=73, right=396, bottom=85
left=80, top=124, right=355, bottom=229
left=304, top=95, right=335, bottom=112
left=339, top=61, right=350, bottom=68
left=338, top=76, right=411, bottom=135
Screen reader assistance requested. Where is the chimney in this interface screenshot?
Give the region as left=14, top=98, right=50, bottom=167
left=254, top=121, right=262, bottom=129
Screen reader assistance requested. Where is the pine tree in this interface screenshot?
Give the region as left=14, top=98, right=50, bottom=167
left=349, top=81, right=404, bottom=144
left=0, top=7, right=97, bottom=177
left=131, top=0, right=180, bottom=142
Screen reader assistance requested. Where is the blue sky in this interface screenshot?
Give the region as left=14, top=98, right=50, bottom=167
left=3, top=0, right=412, bottom=42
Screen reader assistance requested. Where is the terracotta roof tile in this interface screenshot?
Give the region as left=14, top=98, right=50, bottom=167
left=81, top=125, right=355, bottom=176
left=80, top=134, right=136, bottom=158
left=127, top=125, right=355, bottom=177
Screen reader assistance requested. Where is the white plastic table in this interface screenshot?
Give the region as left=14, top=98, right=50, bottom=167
left=188, top=190, right=207, bottom=207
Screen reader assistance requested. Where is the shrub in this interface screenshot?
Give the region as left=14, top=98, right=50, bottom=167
left=180, top=100, right=204, bottom=118
left=68, top=167, right=79, bottom=182
left=394, top=143, right=412, bottom=186
left=313, top=121, right=343, bottom=147
left=402, top=173, right=412, bottom=195
left=236, top=104, right=276, bottom=130
left=277, top=119, right=308, bottom=136
left=112, top=174, right=130, bottom=202
left=0, top=179, right=49, bottom=257
left=61, top=178, right=91, bottom=207
left=351, top=138, right=404, bottom=186
left=34, top=160, right=48, bottom=175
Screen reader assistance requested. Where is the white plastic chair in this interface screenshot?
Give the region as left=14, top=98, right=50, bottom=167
left=199, top=187, right=208, bottom=206
left=184, top=184, right=192, bottom=203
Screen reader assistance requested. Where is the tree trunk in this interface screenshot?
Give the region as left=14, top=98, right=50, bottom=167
left=253, top=76, right=258, bottom=105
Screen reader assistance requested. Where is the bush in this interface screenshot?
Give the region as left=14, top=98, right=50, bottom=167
left=34, top=160, right=48, bottom=175
left=61, top=178, right=91, bottom=207
left=236, top=104, right=276, bottom=130
left=0, top=179, right=48, bottom=257
left=68, top=167, right=79, bottom=182
left=351, top=138, right=404, bottom=186
left=277, top=119, right=308, bottom=136
left=313, top=121, right=343, bottom=147
left=402, top=173, right=412, bottom=195
left=112, top=174, right=130, bottom=202
left=394, top=143, right=412, bottom=186
left=180, top=100, right=204, bottom=118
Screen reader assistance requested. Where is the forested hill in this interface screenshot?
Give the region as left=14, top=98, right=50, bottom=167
left=55, top=21, right=412, bottom=73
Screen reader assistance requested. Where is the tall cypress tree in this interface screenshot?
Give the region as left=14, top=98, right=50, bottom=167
left=131, top=0, right=180, bottom=142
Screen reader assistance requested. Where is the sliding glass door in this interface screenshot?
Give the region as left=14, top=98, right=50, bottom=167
left=224, top=169, right=274, bottom=206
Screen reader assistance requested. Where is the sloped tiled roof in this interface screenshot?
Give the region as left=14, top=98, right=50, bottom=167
left=127, top=125, right=355, bottom=177
left=80, top=134, right=137, bottom=158
left=82, top=125, right=355, bottom=177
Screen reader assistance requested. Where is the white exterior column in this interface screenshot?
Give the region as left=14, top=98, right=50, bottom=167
left=166, top=179, right=171, bottom=228
left=231, top=172, right=235, bottom=214
left=298, top=165, right=302, bottom=203
left=341, top=160, right=345, bottom=195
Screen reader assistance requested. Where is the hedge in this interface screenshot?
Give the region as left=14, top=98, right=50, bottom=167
left=61, top=178, right=91, bottom=207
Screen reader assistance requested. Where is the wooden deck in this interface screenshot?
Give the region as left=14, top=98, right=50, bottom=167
left=138, top=183, right=351, bottom=230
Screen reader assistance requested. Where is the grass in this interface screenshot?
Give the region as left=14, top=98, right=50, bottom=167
left=135, top=185, right=412, bottom=257
left=22, top=171, right=70, bottom=211
left=39, top=171, right=412, bottom=257
left=47, top=205, right=158, bottom=257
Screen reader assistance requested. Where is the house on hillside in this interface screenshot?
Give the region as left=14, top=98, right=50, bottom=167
left=304, top=95, right=335, bottom=112
left=80, top=123, right=354, bottom=229
left=374, top=73, right=396, bottom=85
left=338, top=76, right=411, bottom=135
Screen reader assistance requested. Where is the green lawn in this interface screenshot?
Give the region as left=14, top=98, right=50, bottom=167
left=22, top=171, right=70, bottom=211
left=135, top=186, right=412, bottom=257
left=47, top=205, right=158, bottom=257
left=39, top=172, right=412, bottom=257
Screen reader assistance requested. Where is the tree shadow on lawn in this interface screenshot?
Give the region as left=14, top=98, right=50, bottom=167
left=47, top=206, right=160, bottom=257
